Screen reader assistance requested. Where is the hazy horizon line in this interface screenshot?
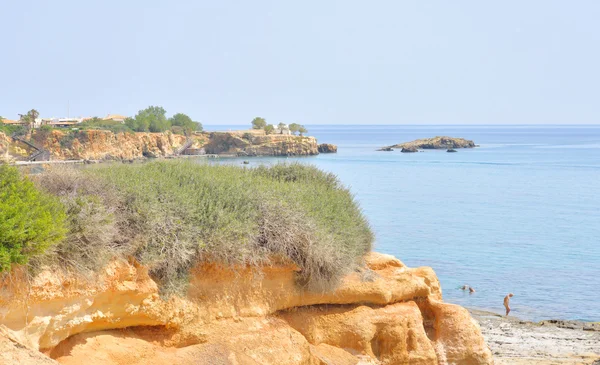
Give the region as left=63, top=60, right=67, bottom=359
left=205, top=123, right=600, bottom=127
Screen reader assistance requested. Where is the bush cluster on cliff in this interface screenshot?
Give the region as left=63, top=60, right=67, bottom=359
left=125, top=106, right=202, bottom=134
left=0, top=165, right=66, bottom=272
left=30, top=161, right=373, bottom=295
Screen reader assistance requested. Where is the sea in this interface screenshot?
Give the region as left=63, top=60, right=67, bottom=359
left=204, top=124, right=600, bottom=322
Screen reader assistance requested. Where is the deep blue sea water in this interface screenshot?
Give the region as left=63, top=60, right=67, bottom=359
left=204, top=125, right=600, bottom=322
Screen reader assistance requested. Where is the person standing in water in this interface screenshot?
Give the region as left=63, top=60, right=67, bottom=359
left=504, top=293, right=514, bottom=316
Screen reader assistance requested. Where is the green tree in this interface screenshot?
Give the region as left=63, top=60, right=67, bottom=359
left=277, top=122, right=286, bottom=134
left=19, top=109, right=40, bottom=131
left=124, top=117, right=143, bottom=131
left=264, top=125, right=275, bottom=135
left=0, top=165, right=66, bottom=272
left=288, top=123, right=301, bottom=135
left=126, top=106, right=169, bottom=132
left=251, top=117, right=267, bottom=130
left=169, top=113, right=202, bottom=135
left=298, top=126, right=308, bottom=136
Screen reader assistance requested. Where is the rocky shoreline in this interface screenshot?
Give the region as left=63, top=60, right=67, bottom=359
left=0, top=130, right=338, bottom=162
left=469, top=309, right=600, bottom=364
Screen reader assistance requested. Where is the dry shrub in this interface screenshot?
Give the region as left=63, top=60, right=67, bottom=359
left=32, top=166, right=128, bottom=273
left=30, top=161, right=374, bottom=295
left=256, top=200, right=350, bottom=291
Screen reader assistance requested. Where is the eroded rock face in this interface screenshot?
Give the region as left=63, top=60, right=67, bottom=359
left=193, top=132, right=320, bottom=156
left=2, top=130, right=324, bottom=160
left=0, top=327, right=59, bottom=365
left=37, top=130, right=206, bottom=160
left=0, top=253, right=493, bottom=364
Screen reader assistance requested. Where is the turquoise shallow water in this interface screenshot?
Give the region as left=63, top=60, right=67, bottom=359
left=205, top=125, right=600, bottom=322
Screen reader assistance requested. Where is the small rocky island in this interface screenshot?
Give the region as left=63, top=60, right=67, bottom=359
left=317, top=143, right=337, bottom=153
left=380, top=136, right=476, bottom=152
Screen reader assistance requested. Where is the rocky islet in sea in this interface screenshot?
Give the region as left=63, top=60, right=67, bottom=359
left=378, top=136, right=476, bottom=152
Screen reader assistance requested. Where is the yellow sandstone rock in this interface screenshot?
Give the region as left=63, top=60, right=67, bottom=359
left=0, top=252, right=493, bottom=364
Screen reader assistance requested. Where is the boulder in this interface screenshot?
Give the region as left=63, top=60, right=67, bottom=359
left=317, top=143, right=337, bottom=153
left=447, top=148, right=457, bottom=153
left=401, top=146, right=418, bottom=153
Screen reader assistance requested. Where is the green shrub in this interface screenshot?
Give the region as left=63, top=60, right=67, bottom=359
left=0, top=124, right=26, bottom=136
left=0, top=165, right=66, bottom=272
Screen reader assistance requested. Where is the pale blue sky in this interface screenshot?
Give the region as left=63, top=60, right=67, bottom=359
left=1, top=1, right=599, bottom=124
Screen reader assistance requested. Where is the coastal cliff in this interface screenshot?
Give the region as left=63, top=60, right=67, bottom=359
left=0, top=130, right=322, bottom=161
left=40, top=130, right=206, bottom=160
left=0, top=253, right=492, bottom=365
left=203, top=132, right=319, bottom=156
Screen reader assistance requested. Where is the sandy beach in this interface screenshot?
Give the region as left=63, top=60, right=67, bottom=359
left=470, top=309, right=600, bottom=364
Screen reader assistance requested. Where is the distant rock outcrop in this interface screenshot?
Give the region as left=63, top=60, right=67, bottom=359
left=376, top=147, right=394, bottom=152
left=401, top=146, right=418, bottom=153
left=317, top=143, right=337, bottom=153
left=447, top=148, right=457, bottom=153
left=383, top=136, right=476, bottom=151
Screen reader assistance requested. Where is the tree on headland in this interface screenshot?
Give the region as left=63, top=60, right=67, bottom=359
left=289, top=123, right=307, bottom=136
left=126, top=106, right=169, bottom=132
left=277, top=122, right=286, bottom=134
left=19, top=109, right=40, bottom=131
left=251, top=117, right=267, bottom=130
left=264, top=125, right=275, bottom=135
left=169, top=113, right=202, bottom=135
left=289, top=123, right=300, bottom=135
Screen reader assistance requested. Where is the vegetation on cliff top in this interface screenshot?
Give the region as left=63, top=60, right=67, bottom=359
left=14, top=161, right=373, bottom=295
left=125, top=106, right=202, bottom=134
left=250, top=117, right=308, bottom=136
left=0, top=165, right=66, bottom=272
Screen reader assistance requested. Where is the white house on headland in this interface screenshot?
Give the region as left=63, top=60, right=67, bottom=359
left=271, top=124, right=291, bottom=135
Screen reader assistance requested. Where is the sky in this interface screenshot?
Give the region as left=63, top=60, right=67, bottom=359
left=1, top=1, right=599, bottom=125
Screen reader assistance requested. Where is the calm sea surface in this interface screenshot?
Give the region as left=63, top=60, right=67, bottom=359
left=205, top=125, right=600, bottom=322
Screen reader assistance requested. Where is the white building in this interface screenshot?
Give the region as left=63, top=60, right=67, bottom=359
left=271, top=124, right=291, bottom=135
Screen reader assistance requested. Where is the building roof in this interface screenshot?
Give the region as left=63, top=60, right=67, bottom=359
left=104, top=114, right=128, bottom=120
left=47, top=121, right=78, bottom=125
